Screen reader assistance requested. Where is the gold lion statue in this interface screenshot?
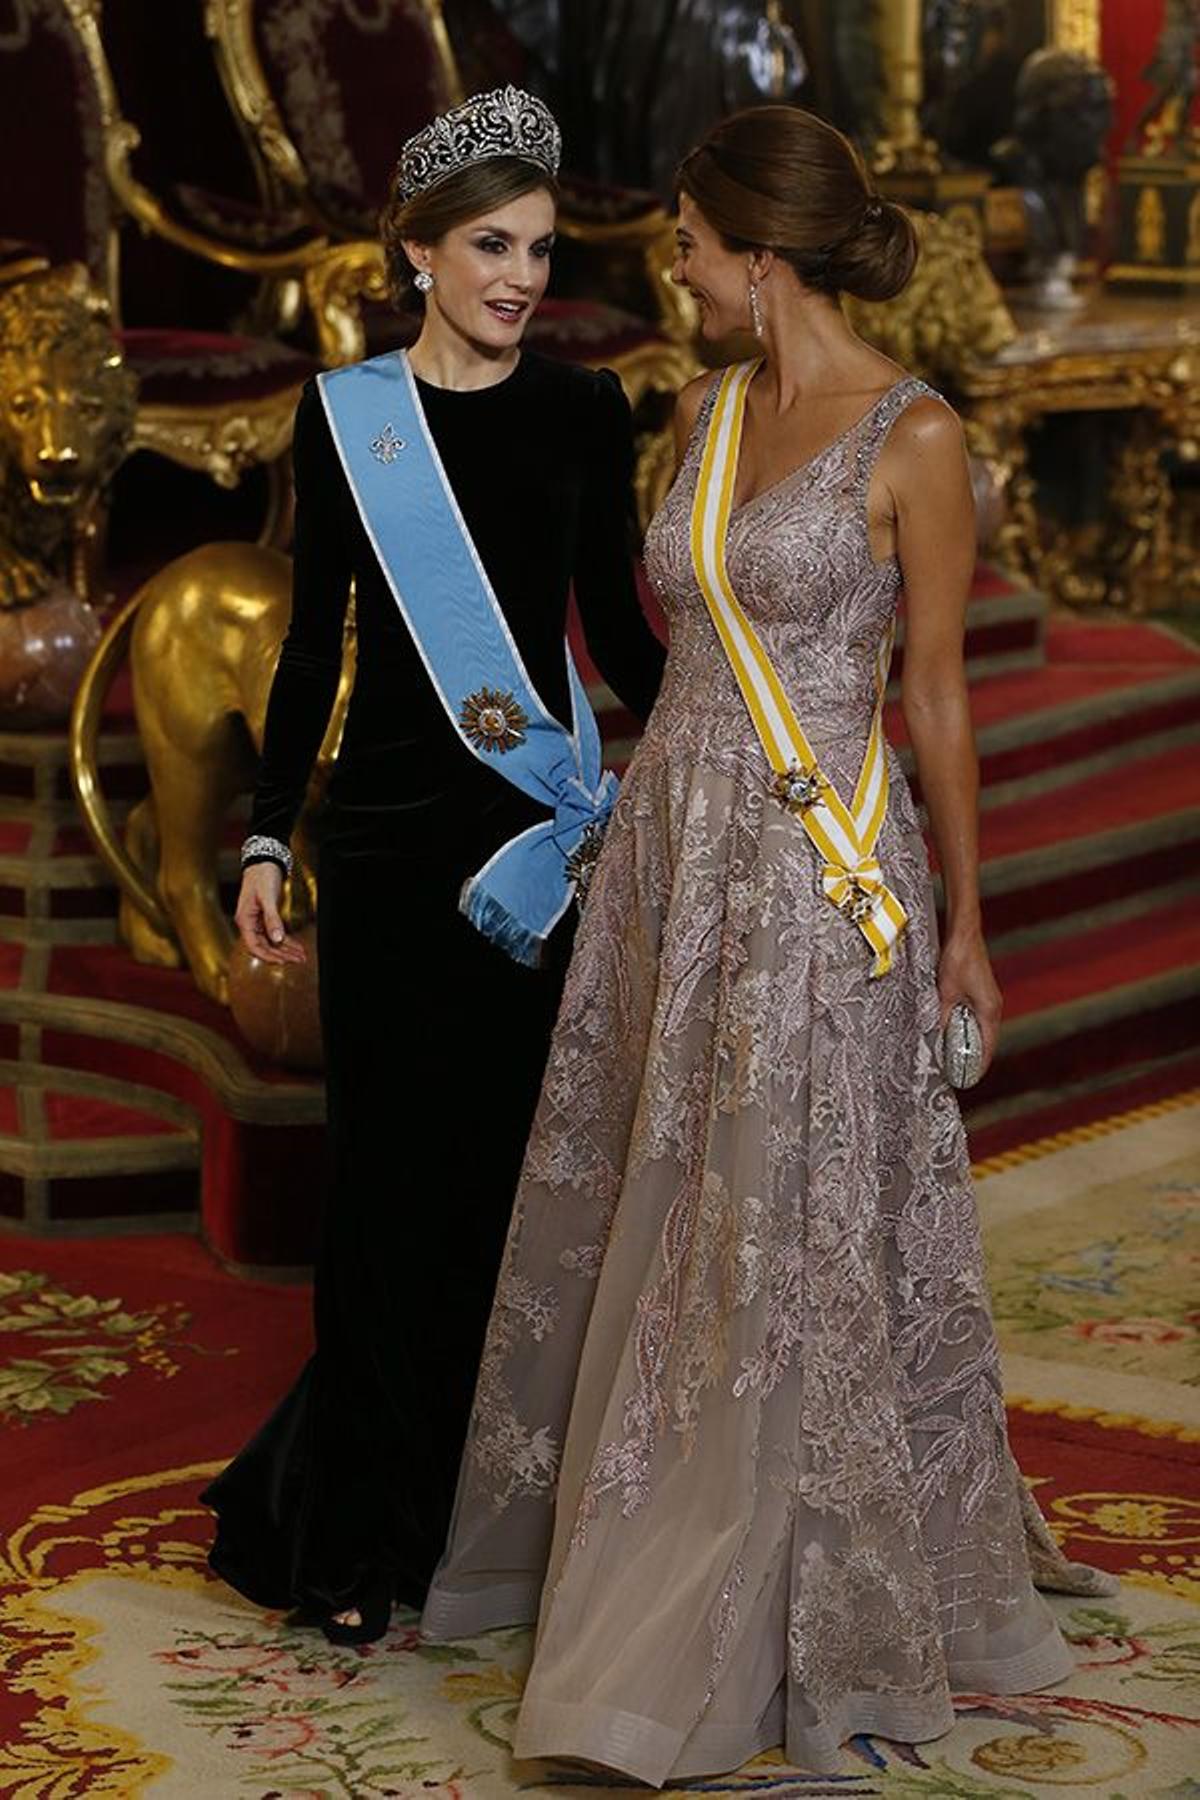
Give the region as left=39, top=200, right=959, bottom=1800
left=0, top=264, right=137, bottom=607
left=71, top=543, right=353, bottom=1004
left=845, top=207, right=1016, bottom=387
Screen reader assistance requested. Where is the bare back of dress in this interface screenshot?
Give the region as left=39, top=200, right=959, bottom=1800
left=423, top=375, right=1113, bottom=1785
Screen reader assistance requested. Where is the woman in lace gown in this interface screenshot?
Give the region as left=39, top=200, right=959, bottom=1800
left=422, top=106, right=1112, bottom=1782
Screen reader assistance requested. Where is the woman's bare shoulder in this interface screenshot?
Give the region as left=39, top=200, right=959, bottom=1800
left=879, top=391, right=966, bottom=492
left=888, top=391, right=963, bottom=451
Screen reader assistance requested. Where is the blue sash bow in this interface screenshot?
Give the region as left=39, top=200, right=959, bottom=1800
left=318, top=352, right=618, bottom=967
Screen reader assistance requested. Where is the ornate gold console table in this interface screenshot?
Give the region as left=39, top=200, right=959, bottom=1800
left=959, top=292, right=1200, bottom=612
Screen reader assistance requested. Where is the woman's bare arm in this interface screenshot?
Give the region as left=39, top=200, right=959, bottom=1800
left=884, top=398, right=1002, bottom=1067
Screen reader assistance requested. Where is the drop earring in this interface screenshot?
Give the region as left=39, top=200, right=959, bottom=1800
left=414, top=270, right=434, bottom=293
left=748, top=279, right=763, bottom=338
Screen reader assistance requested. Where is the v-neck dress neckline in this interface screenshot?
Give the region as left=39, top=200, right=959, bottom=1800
left=729, top=374, right=908, bottom=519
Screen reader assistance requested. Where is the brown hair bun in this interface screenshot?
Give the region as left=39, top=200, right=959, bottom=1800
left=826, top=198, right=918, bottom=302
left=677, top=106, right=918, bottom=304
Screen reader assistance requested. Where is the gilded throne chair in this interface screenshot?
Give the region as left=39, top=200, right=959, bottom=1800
left=0, top=0, right=384, bottom=540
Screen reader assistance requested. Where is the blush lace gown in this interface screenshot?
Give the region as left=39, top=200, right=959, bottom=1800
left=421, top=376, right=1114, bottom=1784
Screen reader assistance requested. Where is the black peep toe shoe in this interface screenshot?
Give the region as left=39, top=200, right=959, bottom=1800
left=321, top=1575, right=393, bottom=1647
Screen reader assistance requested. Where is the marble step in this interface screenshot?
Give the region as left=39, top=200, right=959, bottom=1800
left=969, top=740, right=1200, bottom=952
left=966, top=896, right=1200, bottom=1139
left=0, top=1058, right=199, bottom=1237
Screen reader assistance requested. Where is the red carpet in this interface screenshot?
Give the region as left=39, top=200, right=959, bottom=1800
left=0, top=1234, right=309, bottom=1519
left=966, top=1056, right=1200, bottom=1161
left=0, top=1232, right=310, bottom=1778
left=1, top=1090, right=1197, bottom=1794
left=979, top=745, right=1200, bottom=859
left=1046, top=618, right=1200, bottom=664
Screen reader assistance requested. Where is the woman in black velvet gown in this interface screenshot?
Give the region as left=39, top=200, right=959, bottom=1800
left=202, top=91, right=665, bottom=1643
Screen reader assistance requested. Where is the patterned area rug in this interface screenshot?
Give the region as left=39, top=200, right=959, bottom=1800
left=0, top=1097, right=1197, bottom=1799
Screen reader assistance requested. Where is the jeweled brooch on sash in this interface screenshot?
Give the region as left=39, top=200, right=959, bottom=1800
left=565, top=820, right=606, bottom=906
left=839, top=878, right=879, bottom=924
left=771, top=762, right=827, bottom=815
left=460, top=686, right=529, bottom=753
left=370, top=423, right=405, bottom=463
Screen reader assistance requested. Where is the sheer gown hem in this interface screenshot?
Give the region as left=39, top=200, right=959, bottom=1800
left=513, top=1695, right=778, bottom=1789
left=420, top=1577, right=539, bottom=1642
left=512, top=1690, right=953, bottom=1788
left=513, top=1623, right=1074, bottom=1790
left=946, top=1621, right=1076, bottom=1695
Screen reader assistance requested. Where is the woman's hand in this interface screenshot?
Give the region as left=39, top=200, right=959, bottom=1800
left=234, top=862, right=307, bottom=966
left=937, top=924, right=1002, bottom=1075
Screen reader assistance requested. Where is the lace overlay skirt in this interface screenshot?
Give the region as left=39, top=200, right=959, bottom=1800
left=422, top=717, right=1113, bottom=1784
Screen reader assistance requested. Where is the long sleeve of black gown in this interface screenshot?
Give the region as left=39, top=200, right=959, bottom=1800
left=574, top=371, right=666, bottom=725
left=248, top=382, right=350, bottom=849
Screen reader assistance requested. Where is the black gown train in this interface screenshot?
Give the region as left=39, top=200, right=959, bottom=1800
left=203, top=353, right=665, bottom=1614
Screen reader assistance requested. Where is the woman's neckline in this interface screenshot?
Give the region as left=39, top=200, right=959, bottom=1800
left=729, top=372, right=912, bottom=517
left=409, top=350, right=529, bottom=396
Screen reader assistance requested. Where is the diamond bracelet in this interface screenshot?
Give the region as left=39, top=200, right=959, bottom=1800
left=240, top=834, right=293, bottom=876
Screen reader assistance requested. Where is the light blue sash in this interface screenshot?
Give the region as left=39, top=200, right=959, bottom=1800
left=317, top=351, right=618, bottom=967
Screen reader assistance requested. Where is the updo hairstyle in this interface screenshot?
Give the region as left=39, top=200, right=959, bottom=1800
left=379, top=155, right=560, bottom=315
left=677, top=107, right=918, bottom=304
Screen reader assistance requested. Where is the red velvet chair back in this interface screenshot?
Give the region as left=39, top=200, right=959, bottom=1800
left=99, top=0, right=269, bottom=329
left=249, top=0, right=460, bottom=235
left=439, top=0, right=530, bottom=95
left=102, top=1, right=268, bottom=217
left=0, top=0, right=115, bottom=293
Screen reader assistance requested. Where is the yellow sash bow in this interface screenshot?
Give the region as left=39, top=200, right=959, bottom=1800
left=689, top=359, right=907, bottom=976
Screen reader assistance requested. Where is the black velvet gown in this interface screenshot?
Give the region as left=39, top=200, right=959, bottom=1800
left=203, top=352, right=665, bottom=1616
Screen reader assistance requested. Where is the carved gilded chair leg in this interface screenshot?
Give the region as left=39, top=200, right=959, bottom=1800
left=1105, top=414, right=1176, bottom=612
left=963, top=407, right=1041, bottom=588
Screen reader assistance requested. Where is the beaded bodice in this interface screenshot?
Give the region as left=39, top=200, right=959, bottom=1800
left=643, top=373, right=932, bottom=796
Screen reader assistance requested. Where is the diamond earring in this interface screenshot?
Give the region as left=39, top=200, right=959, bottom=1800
left=748, top=279, right=763, bottom=338
left=414, top=270, right=434, bottom=293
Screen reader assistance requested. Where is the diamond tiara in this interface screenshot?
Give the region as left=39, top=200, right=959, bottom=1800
left=396, top=85, right=562, bottom=205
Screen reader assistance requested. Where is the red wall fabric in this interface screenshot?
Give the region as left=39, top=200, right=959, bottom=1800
left=1102, top=0, right=1164, bottom=156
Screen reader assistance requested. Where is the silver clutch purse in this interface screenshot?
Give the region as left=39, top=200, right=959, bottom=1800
left=941, top=1001, right=985, bottom=1090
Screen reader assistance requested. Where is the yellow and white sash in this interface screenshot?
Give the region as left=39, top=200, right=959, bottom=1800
left=690, top=359, right=907, bottom=977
